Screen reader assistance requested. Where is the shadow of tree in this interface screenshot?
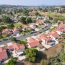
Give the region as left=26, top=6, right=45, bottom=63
left=16, top=62, right=25, bottom=65
left=36, top=51, right=47, bottom=63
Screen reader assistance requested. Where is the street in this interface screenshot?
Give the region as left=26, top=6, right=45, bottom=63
left=0, top=23, right=52, bottom=45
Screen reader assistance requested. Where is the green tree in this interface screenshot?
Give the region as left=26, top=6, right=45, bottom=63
left=35, top=12, right=41, bottom=16
left=23, top=9, right=29, bottom=16
left=40, top=60, right=48, bottom=65
left=26, top=17, right=33, bottom=23
left=7, top=23, right=14, bottom=29
left=25, top=48, right=38, bottom=62
left=0, top=27, right=3, bottom=35
left=11, top=37, right=17, bottom=42
left=2, top=16, right=13, bottom=23
left=20, top=39, right=27, bottom=45
left=4, top=58, right=17, bottom=65
left=20, top=17, right=26, bottom=24
left=14, top=23, right=22, bottom=29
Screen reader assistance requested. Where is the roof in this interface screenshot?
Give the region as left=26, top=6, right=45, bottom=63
left=27, top=37, right=40, bottom=48
left=57, top=21, right=65, bottom=32
left=36, top=19, right=44, bottom=25
left=28, top=23, right=36, bottom=29
left=48, top=31, right=59, bottom=38
left=0, top=47, right=8, bottom=61
left=8, top=43, right=25, bottom=51
left=39, top=34, right=52, bottom=41
left=13, top=28, right=19, bottom=33
left=2, top=29, right=12, bottom=34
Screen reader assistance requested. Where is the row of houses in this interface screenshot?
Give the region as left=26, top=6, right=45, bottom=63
left=1, top=19, right=45, bottom=37
left=0, top=21, right=65, bottom=62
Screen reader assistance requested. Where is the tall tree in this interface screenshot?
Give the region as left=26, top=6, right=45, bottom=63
left=7, top=23, right=14, bottom=29
left=2, top=16, right=13, bottom=23
left=26, top=17, right=33, bottom=23
left=20, top=17, right=26, bottom=24
left=25, top=48, right=38, bottom=62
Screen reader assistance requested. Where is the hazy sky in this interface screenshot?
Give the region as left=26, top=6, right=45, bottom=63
left=0, top=0, right=65, bottom=6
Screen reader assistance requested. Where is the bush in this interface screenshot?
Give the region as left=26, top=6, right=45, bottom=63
left=25, top=48, right=38, bottom=62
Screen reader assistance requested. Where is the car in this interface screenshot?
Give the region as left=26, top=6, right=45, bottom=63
left=3, top=38, right=8, bottom=41
left=30, top=31, right=36, bottom=34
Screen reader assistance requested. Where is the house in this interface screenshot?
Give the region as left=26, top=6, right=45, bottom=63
left=2, top=29, right=13, bottom=35
left=7, top=43, right=25, bottom=57
left=48, top=31, right=60, bottom=39
left=39, top=34, right=58, bottom=49
left=57, top=21, right=65, bottom=34
left=22, top=25, right=32, bottom=31
left=36, top=19, right=44, bottom=26
left=12, top=28, right=20, bottom=37
left=28, top=23, right=36, bottom=30
left=44, top=16, right=49, bottom=21
left=0, top=47, right=8, bottom=62
left=26, top=36, right=40, bottom=48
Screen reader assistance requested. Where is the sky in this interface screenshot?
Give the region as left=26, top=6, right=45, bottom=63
left=0, top=0, right=65, bottom=6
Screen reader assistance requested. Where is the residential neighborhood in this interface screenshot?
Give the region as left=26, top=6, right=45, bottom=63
left=0, top=2, right=65, bottom=65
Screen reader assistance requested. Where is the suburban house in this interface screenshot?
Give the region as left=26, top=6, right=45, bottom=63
left=12, top=28, right=20, bottom=37
left=2, top=29, right=13, bottom=35
left=39, top=34, right=58, bottom=49
left=7, top=43, right=25, bottom=57
left=36, top=19, right=44, bottom=26
left=26, top=36, right=45, bottom=51
left=48, top=31, right=60, bottom=39
left=26, top=36, right=40, bottom=48
left=28, top=23, right=36, bottom=30
left=57, top=21, right=65, bottom=34
left=0, top=47, right=8, bottom=62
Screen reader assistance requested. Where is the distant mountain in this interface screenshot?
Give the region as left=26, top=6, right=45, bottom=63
left=0, top=5, right=65, bottom=9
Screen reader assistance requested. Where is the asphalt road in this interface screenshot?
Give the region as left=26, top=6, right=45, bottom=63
left=16, top=23, right=52, bottom=40
left=0, top=23, right=52, bottom=45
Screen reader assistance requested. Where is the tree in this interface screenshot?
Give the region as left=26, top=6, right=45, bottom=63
left=4, top=58, right=17, bottom=65
left=23, top=9, right=29, bottom=16
left=2, top=16, right=13, bottom=23
left=14, top=23, right=22, bottom=29
left=0, top=27, right=3, bottom=35
left=7, top=23, right=14, bottom=29
left=20, top=39, right=27, bottom=45
left=11, top=37, right=17, bottom=42
left=20, top=17, right=33, bottom=24
left=35, top=12, right=41, bottom=16
left=40, top=60, right=48, bottom=65
left=20, top=17, right=26, bottom=24
left=26, top=17, right=33, bottom=23
left=25, top=48, right=38, bottom=62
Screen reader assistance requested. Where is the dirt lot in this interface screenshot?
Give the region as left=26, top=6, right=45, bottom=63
left=44, top=44, right=62, bottom=59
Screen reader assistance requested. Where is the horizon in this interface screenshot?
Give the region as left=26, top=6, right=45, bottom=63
left=0, top=0, right=65, bottom=6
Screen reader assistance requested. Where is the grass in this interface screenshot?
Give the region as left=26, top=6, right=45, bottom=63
left=50, top=27, right=56, bottom=31
left=20, top=30, right=32, bottom=35
left=14, top=22, right=22, bottom=28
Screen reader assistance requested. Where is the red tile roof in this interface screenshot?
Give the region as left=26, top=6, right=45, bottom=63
left=39, top=34, right=52, bottom=41
left=2, top=29, right=13, bottom=34
left=27, top=37, right=40, bottom=48
left=57, top=21, right=65, bottom=32
left=8, top=43, right=25, bottom=51
left=36, top=19, right=44, bottom=25
left=0, top=47, right=8, bottom=61
left=48, top=31, right=59, bottom=38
